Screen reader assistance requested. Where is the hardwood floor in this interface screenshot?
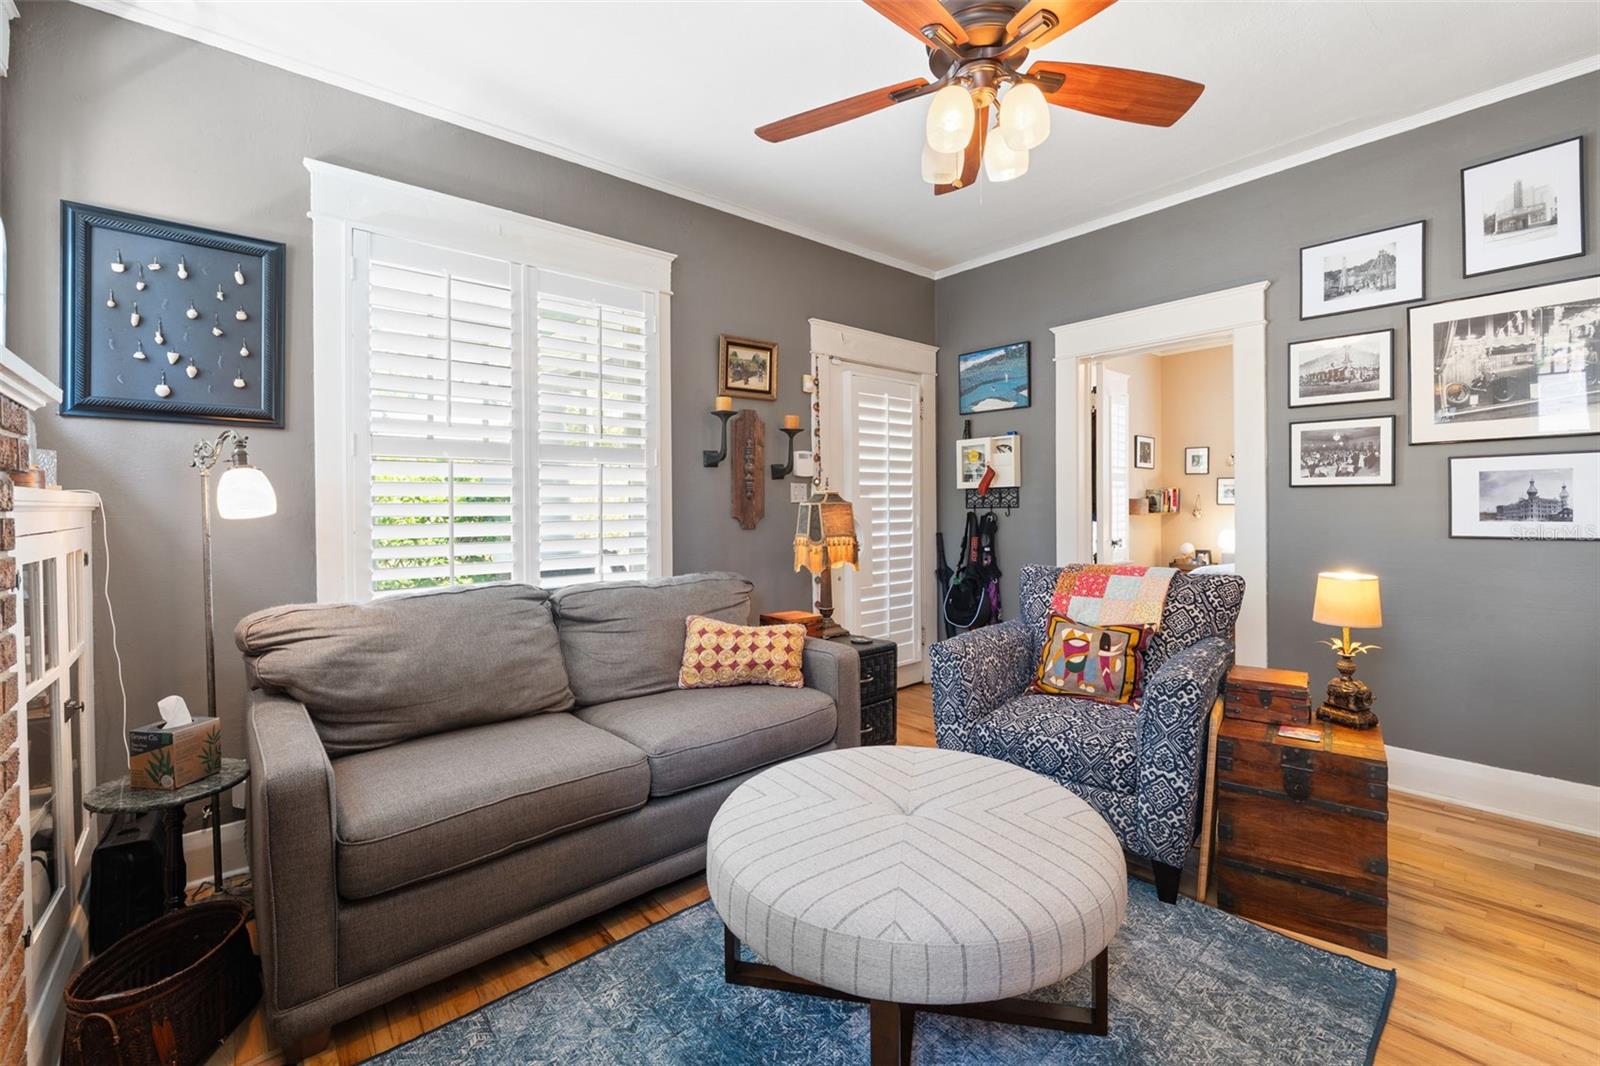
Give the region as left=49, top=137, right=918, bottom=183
left=214, top=684, right=1600, bottom=1066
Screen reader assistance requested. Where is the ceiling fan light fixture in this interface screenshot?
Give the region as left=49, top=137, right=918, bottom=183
left=983, top=131, right=1029, bottom=183
left=999, top=80, right=1051, bottom=151
left=920, top=142, right=963, bottom=185
left=924, top=83, right=975, bottom=154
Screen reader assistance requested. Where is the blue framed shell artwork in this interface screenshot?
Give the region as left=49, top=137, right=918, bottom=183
left=957, top=341, right=1031, bottom=415
left=61, top=202, right=285, bottom=427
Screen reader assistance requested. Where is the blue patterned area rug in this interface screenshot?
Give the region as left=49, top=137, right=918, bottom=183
left=366, top=880, right=1395, bottom=1065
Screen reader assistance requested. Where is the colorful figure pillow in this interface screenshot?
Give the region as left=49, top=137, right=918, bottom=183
left=1033, top=615, right=1149, bottom=705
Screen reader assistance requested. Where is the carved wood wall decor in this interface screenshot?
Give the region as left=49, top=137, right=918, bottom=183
left=731, top=409, right=765, bottom=529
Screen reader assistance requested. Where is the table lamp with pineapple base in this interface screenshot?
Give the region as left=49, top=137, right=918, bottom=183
left=1312, top=570, right=1382, bottom=729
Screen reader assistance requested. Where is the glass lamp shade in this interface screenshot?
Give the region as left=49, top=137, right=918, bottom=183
left=216, top=464, right=277, bottom=519
left=1217, top=527, right=1236, bottom=554
left=925, top=84, right=975, bottom=154
left=1312, top=571, right=1382, bottom=628
left=999, top=81, right=1050, bottom=151
left=982, top=132, right=1028, bottom=182
left=920, top=142, right=963, bottom=185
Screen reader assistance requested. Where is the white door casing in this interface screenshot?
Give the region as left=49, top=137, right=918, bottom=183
left=1097, top=367, right=1132, bottom=563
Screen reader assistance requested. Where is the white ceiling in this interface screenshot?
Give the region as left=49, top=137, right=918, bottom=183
left=84, top=1, right=1600, bottom=277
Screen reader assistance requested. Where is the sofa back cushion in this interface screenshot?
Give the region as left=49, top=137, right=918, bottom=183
left=1018, top=564, right=1245, bottom=672
left=235, top=583, right=574, bottom=756
left=553, top=572, right=754, bottom=706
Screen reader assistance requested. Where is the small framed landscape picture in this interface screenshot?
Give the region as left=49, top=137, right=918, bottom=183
left=1290, top=415, right=1395, bottom=487
left=1184, top=446, right=1209, bottom=475
left=1449, top=451, right=1598, bottom=541
left=1288, top=329, right=1393, bottom=407
left=719, top=335, right=778, bottom=401
left=1461, top=137, right=1585, bottom=278
left=1134, top=435, right=1155, bottom=469
left=1216, top=477, right=1236, bottom=505
left=957, top=341, right=1031, bottom=414
left=1300, top=221, right=1424, bottom=319
left=1407, top=275, right=1599, bottom=444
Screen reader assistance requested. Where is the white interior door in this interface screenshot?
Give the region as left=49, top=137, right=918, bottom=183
left=1096, top=367, right=1132, bottom=563
left=835, top=366, right=929, bottom=684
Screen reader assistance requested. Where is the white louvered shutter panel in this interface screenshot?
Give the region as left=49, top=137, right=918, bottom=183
left=363, top=234, right=516, bottom=595
left=842, top=370, right=921, bottom=663
left=531, top=272, right=653, bottom=589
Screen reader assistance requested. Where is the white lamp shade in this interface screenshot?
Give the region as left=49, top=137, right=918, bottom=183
left=1217, top=528, right=1236, bottom=554
left=920, top=142, right=963, bottom=185
left=925, top=84, right=975, bottom=154
left=1313, top=570, right=1382, bottom=628
left=217, top=464, right=277, bottom=519
left=999, top=81, right=1050, bottom=151
left=983, top=132, right=1028, bottom=182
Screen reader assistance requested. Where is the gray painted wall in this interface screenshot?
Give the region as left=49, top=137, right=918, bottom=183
left=936, top=73, right=1600, bottom=785
left=1, top=2, right=934, bottom=810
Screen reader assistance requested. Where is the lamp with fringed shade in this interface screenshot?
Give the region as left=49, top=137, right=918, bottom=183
left=1312, top=570, right=1383, bottom=729
left=794, top=490, right=858, bottom=638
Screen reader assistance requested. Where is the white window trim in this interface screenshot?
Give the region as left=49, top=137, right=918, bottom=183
left=307, top=159, right=675, bottom=601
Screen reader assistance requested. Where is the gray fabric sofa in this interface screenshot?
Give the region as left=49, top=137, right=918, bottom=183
left=235, top=573, right=860, bottom=1057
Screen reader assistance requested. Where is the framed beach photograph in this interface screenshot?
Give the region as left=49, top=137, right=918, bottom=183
left=719, top=335, right=778, bottom=401
left=957, top=341, right=1031, bottom=414
left=1288, top=329, right=1394, bottom=407
left=1184, top=446, right=1209, bottom=475
left=1407, top=275, right=1599, bottom=444
left=1449, top=451, right=1598, bottom=541
left=1290, top=415, right=1395, bottom=487
left=1134, top=435, right=1155, bottom=469
left=1216, top=477, right=1236, bottom=505
left=1300, top=221, right=1424, bottom=319
left=1461, top=137, right=1585, bottom=278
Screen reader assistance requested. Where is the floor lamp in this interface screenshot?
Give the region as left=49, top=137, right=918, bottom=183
left=191, top=430, right=277, bottom=720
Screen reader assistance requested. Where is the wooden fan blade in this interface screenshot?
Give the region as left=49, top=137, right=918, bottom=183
left=1029, top=62, right=1204, bottom=127
left=935, top=105, right=987, bottom=196
left=756, top=78, right=931, bottom=142
left=864, top=0, right=969, bottom=49
left=1005, top=0, right=1117, bottom=50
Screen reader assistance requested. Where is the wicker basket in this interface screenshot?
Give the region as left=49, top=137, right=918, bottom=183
left=62, top=898, right=261, bottom=1066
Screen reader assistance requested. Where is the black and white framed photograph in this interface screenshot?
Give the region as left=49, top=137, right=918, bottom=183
left=1448, top=451, right=1598, bottom=541
left=1290, top=415, right=1395, bottom=487
left=61, top=201, right=285, bottom=426
left=1216, top=477, right=1236, bottom=505
left=1134, top=434, right=1155, bottom=469
left=1288, top=329, right=1394, bottom=407
left=1300, top=221, right=1424, bottom=319
left=1462, top=137, right=1585, bottom=278
left=1192, top=549, right=1214, bottom=566
left=1184, top=446, right=1209, bottom=474
left=1407, top=274, right=1599, bottom=444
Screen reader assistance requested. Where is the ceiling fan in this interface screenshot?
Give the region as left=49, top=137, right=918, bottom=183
left=756, top=0, right=1205, bottom=194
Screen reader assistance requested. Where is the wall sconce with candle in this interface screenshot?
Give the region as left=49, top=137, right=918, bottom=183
left=771, top=414, right=802, bottom=479
left=703, top=395, right=735, bottom=467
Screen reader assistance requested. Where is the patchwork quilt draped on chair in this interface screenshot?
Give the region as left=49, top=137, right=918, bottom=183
left=929, top=564, right=1245, bottom=900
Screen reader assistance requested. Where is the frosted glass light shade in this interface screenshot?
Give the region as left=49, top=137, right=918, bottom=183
left=925, top=84, right=975, bottom=154
left=1313, top=571, right=1382, bottom=628
left=983, top=132, right=1028, bottom=182
left=921, top=142, right=963, bottom=185
left=1217, top=527, right=1236, bottom=554
left=217, top=464, right=277, bottom=519
left=999, top=81, right=1050, bottom=150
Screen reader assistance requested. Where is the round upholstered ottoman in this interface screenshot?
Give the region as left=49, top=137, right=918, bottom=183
left=707, top=746, right=1127, bottom=1063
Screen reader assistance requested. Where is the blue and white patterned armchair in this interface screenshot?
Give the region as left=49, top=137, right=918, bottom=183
left=930, top=564, right=1245, bottom=903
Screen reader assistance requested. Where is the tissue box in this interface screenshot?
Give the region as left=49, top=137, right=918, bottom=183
left=129, top=717, right=223, bottom=790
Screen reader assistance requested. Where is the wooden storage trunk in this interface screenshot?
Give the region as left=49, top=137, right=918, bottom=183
left=759, top=611, right=824, bottom=638
left=1223, top=665, right=1311, bottom=725
left=1213, top=718, right=1389, bottom=956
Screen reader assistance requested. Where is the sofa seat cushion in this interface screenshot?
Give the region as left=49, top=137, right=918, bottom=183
left=575, top=686, right=836, bottom=797
left=970, top=693, right=1140, bottom=796
left=332, top=713, right=649, bottom=899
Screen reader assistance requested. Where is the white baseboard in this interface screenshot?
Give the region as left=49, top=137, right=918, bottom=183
left=1387, top=745, right=1600, bottom=837
left=182, top=818, right=250, bottom=888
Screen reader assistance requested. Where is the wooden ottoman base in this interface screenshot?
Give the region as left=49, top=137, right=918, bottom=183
left=724, top=926, right=1109, bottom=1065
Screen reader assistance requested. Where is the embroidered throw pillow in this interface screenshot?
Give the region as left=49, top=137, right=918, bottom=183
left=679, top=615, right=806, bottom=689
left=1033, top=615, right=1149, bottom=705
